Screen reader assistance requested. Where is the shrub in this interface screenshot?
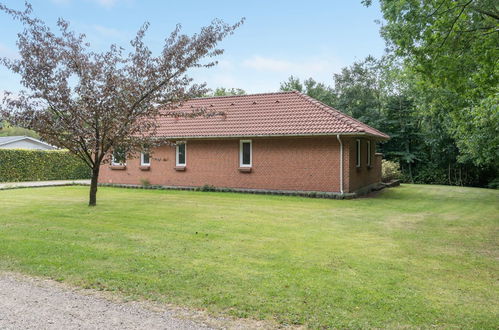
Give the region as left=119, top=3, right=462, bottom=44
left=487, top=177, right=499, bottom=189
left=199, top=184, right=216, bottom=192
left=382, top=159, right=402, bottom=182
left=140, top=178, right=151, bottom=187
left=0, top=149, right=90, bottom=182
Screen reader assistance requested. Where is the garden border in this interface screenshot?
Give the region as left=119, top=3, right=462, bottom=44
left=0, top=181, right=393, bottom=199
left=96, top=182, right=391, bottom=199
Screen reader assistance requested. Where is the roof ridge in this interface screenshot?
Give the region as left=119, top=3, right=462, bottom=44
left=193, top=90, right=295, bottom=101
left=155, top=90, right=389, bottom=139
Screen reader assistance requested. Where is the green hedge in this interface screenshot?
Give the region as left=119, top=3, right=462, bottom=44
left=0, top=149, right=91, bottom=182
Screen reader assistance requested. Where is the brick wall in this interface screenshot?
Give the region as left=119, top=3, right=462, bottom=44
left=99, top=136, right=382, bottom=193
left=344, top=137, right=381, bottom=192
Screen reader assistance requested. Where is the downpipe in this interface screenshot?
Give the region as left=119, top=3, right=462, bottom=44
left=336, top=134, right=344, bottom=194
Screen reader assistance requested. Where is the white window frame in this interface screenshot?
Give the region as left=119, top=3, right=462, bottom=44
left=355, top=139, right=361, bottom=168
left=176, top=141, right=186, bottom=167
left=111, top=149, right=126, bottom=166
left=239, top=140, right=252, bottom=167
left=140, top=152, right=151, bottom=166
left=366, top=140, right=371, bottom=167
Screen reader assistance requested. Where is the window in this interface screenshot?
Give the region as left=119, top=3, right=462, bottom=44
left=141, top=152, right=150, bottom=166
left=112, top=147, right=126, bottom=166
left=239, top=140, right=252, bottom=167
left=366, top=140, right=371, bottom=167
left=355, top=139, right=361, bottom=168
left=176, top=141, right=186, bottom=166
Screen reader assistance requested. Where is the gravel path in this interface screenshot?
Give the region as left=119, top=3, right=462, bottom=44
left=0, top=273, right=213, bottom=329
left=0, top=180, right=90, bottom=190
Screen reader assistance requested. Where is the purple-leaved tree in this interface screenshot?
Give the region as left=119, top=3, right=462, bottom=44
left=0, top=2, right=243, bottom=206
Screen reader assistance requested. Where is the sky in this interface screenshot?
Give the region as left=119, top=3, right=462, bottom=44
left=0, top=0, right=386, bottom=94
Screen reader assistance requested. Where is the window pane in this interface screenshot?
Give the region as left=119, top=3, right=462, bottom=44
left=367, top=142, right=371, bottom=165
left=142, top=152, right=150, bottom=164
left=356, top=140, right=360, bottom=166
left=242, top=142, right=251, bottom=165
left=113, top=148, right=126, bottom=164
left=178, top=143, right=185, bottom=164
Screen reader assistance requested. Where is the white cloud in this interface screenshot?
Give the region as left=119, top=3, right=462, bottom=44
left=93, top=25, right=127, bottom=39
left=92, top=0, right=118, bottom=8
left=50, top=0, right=127, bottom=8
left=187, top=53, right=346, bottom=94
left=50, top=0, right=71, bottom=4
left=242, top=55, right=342, bottom=76
left=216, top=59, right=235, bottom=71
left=243, top=56, right=292, bottom=72
left=0, top=43, right=19, bottom=59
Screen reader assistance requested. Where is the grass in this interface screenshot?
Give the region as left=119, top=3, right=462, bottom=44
left=0, top=184, right=498, bottom=328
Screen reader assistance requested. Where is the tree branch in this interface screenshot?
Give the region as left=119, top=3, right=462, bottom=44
left=439, top=0, right=473, bottom=48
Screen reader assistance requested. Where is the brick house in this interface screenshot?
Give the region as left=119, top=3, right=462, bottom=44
left=99, top=91, right=389, bottom=194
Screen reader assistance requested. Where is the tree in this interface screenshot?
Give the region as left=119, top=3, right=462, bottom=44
left=280, top=76, right=336, bottom=107
left=332, top=55, right=426, bottom=182
left=332, top=56, right=388, bottom=127
left=0, top=121, right=40, bottom=138
left=363, top=0, right=499, bottom=168
left=0, top=2, right=243, bottom=206
left=378, top=95, right=423, bottom=182
left=279, top=75, right=304, bottom=92
left=211, top=87, right=246, bottom=96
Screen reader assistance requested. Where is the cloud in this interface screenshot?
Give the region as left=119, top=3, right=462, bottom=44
left=237, top=54, right=345, bottom=92
left=189, top=53, right=346, bottom=94
left=242, top=55, right=342, bottom=76
left=92, top=0, right=118, bottom=8
left=50, top=0, right=126, bottom=8
left=0, top=43, right=19, bottom=60
left=50, top=0, right=71, bottom=4
left=93, top=25, right=127, bottom=39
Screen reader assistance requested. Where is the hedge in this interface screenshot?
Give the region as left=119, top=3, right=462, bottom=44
left=0, top=149, right=91, bottom=182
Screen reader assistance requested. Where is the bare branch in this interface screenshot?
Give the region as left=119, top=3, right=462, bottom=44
left=0, top=1, right=243, bottom=205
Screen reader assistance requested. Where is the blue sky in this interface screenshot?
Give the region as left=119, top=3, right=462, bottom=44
left=0, top=0, right=385, bottom=94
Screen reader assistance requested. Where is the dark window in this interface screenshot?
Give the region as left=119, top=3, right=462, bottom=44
left=366, top=141, right=371, bottom=166
left=142, top=152, right=150, bottom=165
left=112, top=148, right=126, bottom=165
left=355, top=139, right=361, bottom=167
left=177, top=142, right=186, bottom=165
left=240, top=141, right=251, bottom=166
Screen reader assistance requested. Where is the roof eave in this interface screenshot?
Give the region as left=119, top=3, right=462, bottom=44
left=0, top=136, right=57, bottom=149
left=152, top=132, right=390, bottom=140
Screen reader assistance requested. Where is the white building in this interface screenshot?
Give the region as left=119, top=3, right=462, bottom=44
left=0, top=136, right=57, bottom=150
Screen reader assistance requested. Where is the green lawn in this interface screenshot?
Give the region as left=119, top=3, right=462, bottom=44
left=0, top=185, right=498, bottom=328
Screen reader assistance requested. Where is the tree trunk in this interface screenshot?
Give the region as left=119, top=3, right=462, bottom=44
left=408, top=162, right=414, bottom=183
left=89, top=167, right=100, bottom=207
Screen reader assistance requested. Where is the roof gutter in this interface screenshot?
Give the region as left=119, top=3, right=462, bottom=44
left=336, top=134, right=344, bottom=194
left=152, top=132, right=389, bottom=140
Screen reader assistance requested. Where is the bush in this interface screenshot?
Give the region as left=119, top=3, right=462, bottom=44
left=487, top=178, right=499, bottom=189
left=382, top=159, right=402, bottom=182
left=0, top=149, right=90, bottom=182
left=198, top=184, right=216, bottom=192
left=140, top=178, right=151, bottom=187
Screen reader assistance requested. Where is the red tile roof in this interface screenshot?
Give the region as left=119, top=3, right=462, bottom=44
left=155, top=91, right=389, bottom=139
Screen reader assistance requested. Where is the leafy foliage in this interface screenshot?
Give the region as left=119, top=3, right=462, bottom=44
left=332, top=56, right=386, bottom=126
left=381, top=159, right=402, bottom=182
left=365, top=0, right=499, bottom=168
left=0, top=2, right=243, bottom=205
left=279, top=51, right=497, bottom=187
left=210, top=87, right=246, bottom=96
left=0, top=121, right=39, bottom=138
left=280, top=76, right=336, bottom=106
left=0, top=149, right=90, bottom=182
